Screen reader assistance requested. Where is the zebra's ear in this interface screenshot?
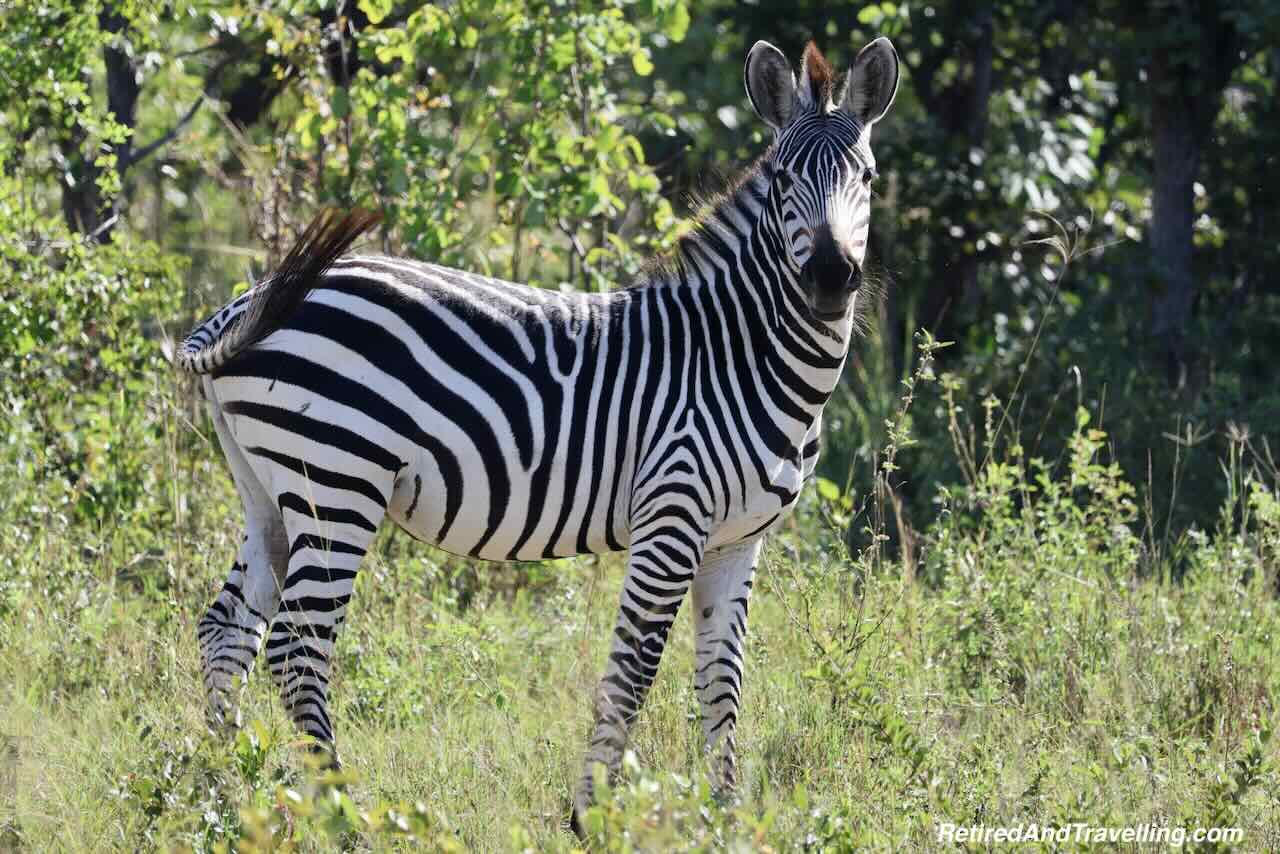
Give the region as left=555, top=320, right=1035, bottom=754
left=744, top=40, right=797, bottom=131
left=839, top=37, right=900, bottom=128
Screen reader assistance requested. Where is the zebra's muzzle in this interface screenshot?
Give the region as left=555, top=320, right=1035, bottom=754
left=801, top=226, right=861, bottom=318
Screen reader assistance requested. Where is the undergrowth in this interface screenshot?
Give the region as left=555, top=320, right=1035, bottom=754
left=3, top=225, right=1280, bottom=851
left=4, top=328, right=1280, bottom=850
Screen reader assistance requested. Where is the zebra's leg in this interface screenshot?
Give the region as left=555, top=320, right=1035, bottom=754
left=573, top=511, right=708, bottom=828
left=692, top=537, right=762, bottom=796
left=198, top=396, right=288, bottom=731
left=197, top=540, right=282, bottom=731
left=267, top=483, right=387, bottom=755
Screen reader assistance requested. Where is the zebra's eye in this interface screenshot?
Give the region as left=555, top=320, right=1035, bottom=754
left=862, top=167, right=876, bottom=184
left=774, top=170, right=794, bottom=191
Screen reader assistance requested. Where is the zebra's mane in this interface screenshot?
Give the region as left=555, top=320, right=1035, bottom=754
left=633, top=143, right=884, bottom=339
left=632, top=150, right=772, bottom=289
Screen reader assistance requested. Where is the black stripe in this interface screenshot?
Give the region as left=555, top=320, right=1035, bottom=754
left=277, top=491, right=377, bottom=533
left=246, top=445, right=387, bottom=507
left=221, top=399, right=404, bottom=473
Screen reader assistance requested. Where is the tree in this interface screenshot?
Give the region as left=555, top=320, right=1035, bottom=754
left=1086, top=0, right=1280, bottom=388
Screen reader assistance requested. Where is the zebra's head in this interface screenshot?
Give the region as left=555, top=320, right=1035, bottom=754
left=744, top=38, right=900, bottom=320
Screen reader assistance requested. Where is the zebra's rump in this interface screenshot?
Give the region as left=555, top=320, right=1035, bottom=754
left=179, top=211, right=382, bottom=376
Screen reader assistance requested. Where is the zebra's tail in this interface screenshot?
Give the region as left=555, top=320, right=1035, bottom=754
left=176, top=208, right=382, bottom=375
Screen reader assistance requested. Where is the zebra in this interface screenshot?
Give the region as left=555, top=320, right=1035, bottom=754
left=180, top=36, right=899, bottom=828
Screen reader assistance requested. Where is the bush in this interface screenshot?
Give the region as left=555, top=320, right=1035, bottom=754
left=0, top=193, right=185, bottom=532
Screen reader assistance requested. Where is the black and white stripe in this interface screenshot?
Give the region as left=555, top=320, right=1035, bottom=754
left=182, top=37, right=899, bottom=827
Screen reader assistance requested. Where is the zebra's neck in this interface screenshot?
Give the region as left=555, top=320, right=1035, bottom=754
left=641, top=160, right=855, bottom=415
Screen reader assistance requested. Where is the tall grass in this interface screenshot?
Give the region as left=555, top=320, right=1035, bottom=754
left=3, top=338, right=1280, bottom=850
left=4, top=214, right=1280, bottom=849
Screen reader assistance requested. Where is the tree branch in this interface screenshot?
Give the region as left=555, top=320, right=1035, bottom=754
left=122, top=55, right=235, bottom=171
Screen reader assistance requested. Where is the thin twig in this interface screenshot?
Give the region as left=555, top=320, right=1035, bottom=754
left=124, top=55, right=236, bottom=170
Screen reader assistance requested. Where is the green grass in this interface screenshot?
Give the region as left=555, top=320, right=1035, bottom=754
left=3, top=405, right=1280, bottom=851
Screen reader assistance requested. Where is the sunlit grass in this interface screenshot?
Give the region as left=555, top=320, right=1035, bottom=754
left=3, top=415, right=1280, bottom=850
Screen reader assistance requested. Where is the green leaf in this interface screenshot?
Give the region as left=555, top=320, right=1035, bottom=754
left=627, top=171, right=660, bottom=193
left=632, top=49, right=654, bottom=76
left=495, top=171, right=519, bottom=196
left=550, top=32, right=576, bottom=70
left=357, top=0, right=393, bottom=25
left=663, top=3, right=691, bottom=42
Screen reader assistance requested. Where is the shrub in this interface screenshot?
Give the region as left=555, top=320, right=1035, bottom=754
left=0, top=192, right=185, bottom=533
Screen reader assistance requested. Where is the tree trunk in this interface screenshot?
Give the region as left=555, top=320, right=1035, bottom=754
left=101, top=7, right=140, bottom=169
left=1144, top=6, right=1241, bottom=390
left=60, top=6, right=139, bottom=240
left=1148, top=79, right=1201, bottom=389
left=59, top=121, right=107, bottom=236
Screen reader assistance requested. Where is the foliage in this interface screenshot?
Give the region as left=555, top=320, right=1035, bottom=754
left=5, top=430, right=1280, bottom=847
left=220, top=0, right=688, bottom=289
left=5, top=0, right=1279, bottom=533
left=0, top=0, right=130, bottom=215
left=645, top=1, right=1280, bottom=538
left=0, top=188, right=185, bottom=530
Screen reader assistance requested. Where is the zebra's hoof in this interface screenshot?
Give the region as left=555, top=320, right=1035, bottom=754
left=203, top=695, right=242, bottom=735
left=301, top=739, right=343, bottom=774
left=568, top=805, right=585, bottom=840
